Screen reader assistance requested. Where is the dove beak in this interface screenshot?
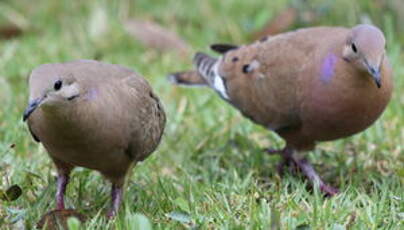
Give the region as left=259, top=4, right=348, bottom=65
left=23, top=96, right=45, bottom=121
left=367, top=65, right=381, bottom=88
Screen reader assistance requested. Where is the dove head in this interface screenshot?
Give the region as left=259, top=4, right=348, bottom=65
left=343, top=24, right=386, bottom=88
left=23, top=72, right=81, bottom=121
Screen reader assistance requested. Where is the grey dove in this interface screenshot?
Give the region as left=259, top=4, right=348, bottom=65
left=169, top=24, right=393, bottom=195
left=23, top=60, right=166, bottom=217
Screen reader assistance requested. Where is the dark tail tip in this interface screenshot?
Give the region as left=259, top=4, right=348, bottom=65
left=167, top=70, right=208, bottom=87
left=167, top=72, right=183, bottom=85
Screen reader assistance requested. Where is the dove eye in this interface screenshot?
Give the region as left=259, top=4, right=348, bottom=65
left=351, top=43, right=358, bottom=53
left=54, top=80, right=62, bottom=91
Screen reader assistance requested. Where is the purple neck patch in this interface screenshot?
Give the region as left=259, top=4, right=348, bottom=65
left=85, top=88, right=98, bottom=100
left=320, top=53, right=338, bottom=84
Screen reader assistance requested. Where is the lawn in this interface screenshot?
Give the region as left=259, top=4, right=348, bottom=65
left=0, top=0, right=403, bottom=229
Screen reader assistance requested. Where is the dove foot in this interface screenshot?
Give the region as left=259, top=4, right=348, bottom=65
left=265, top=147, right=339, bottom=197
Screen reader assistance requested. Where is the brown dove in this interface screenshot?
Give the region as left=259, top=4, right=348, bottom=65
left=168, top=24, right=393, bottom=195
left=23, top=60, right=166, bottom=217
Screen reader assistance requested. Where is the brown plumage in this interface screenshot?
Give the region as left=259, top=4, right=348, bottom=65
left=168, top=24, right=393, bottom=195
left=23, top=60, right=166, bottom=217
left=168, top=70, right=207, bottom=87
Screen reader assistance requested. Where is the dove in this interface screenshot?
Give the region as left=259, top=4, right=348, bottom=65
left=168, top=24, right=393, bottom=195
left=23, top=60, right=166, bottom=217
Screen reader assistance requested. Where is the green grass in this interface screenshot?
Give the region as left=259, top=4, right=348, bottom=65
left=0, top=0, right=403, bottom=229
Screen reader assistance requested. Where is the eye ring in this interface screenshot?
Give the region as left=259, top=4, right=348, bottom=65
left=351, top=43, right=358, bottom=53
left=54, top=80, right=62, bottom=91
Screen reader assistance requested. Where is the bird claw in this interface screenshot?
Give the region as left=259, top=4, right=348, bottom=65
left=263, top=146, right=339, bottom=196
left=320, top=184, right=339, bottom=197
left=106, top=210, right=117, bottom=219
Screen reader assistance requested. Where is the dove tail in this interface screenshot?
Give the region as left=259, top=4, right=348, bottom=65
left=167, top=70, right=208, bottom=87
left=168, top=52, right=229, bottom=100
left=193, top=52, right=218, bottom=84
left=193, top=52, right=229, bottom=99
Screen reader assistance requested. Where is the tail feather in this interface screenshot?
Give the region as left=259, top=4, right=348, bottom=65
left=167, top=70, right=208, bottom=87
left=168, top=52, right=230, bottom=99
left=193, top=52, right=218, bottom=86
left=193, top=52, right=229, bottom=99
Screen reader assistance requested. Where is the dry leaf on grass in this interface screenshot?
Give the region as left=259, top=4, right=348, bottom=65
left=0, top=24, right=23, bottom=39
left=251, top=7, right=298, bottom=40
left=124, top=19, right=190, bottom=56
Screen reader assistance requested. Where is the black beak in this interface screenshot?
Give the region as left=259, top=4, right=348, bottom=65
left=368, top=66, right=381, bottom=88
left=23, top=97, right=44, bottom=121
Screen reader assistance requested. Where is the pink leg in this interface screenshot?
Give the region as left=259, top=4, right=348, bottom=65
left=265, top=147, right=339, bottom=196
left=56, top=173, right=70, bottom=210
left=294, top=158, right=339, bottom=196
left=106, top=184, right=123, bottom=218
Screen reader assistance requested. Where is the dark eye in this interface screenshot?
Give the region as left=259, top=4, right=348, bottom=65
left=54, top=80, right=62, bottom=91
left=351, top=43, right=358, bottom=53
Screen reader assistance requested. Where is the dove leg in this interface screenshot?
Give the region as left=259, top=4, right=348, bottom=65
left=55, top=173, right=70, bottom=210
left=265, top=147, right=339, bottom=196
left=53, top=160, right=73, bottom=210
left=292, top=157, right=339, bottom=196
left=107, top=183, right=123, bottom=218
